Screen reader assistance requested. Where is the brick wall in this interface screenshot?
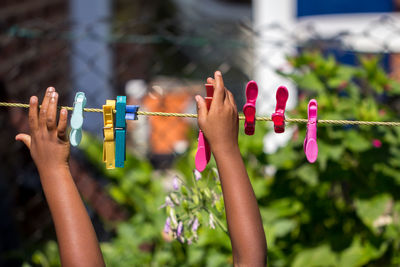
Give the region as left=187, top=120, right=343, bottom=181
left=0, top=0, right=70, bottom=102
left=0, top=2, right=129, bottom=256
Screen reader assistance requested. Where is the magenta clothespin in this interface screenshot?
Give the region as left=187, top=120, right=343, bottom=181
left=195, top=84, right=214, bottom=172
left=271, top=86, right=289, bottom=133
left=304, top=99, right=318, bottom=163
left=243, top=81, right=258, bottom=135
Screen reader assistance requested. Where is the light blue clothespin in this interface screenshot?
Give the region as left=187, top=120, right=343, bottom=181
left=70, top=92, right=87, bottom=147
left=115, top=96, right=127, bottom=168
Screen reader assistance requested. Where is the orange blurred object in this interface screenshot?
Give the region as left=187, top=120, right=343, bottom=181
left=143, top=92, right=192, bottom=154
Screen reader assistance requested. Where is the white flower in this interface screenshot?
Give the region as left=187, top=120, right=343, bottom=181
left=373, top=215, right=393, bottom=228
left=209, top=214, right=216, bottom=229
left=165, top=196, right=174, bottom=207
left=177, top=221, right=184, bottom=237
left=163, top=217, right=171, bottom=233
left=172, top=176, right=180, bottom=190
left=194, top=169, right=202, bottom=181
left=192, top=218, right=199, bottom=232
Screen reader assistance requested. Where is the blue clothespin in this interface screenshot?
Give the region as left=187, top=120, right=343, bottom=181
left=126, top=105, right=139, bottom=120
left=70, top=92, right=87, bottom=147
left=115, top=96, right=127, bottom=168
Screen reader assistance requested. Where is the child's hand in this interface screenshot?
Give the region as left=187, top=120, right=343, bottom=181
left=197, top=72, right=267, bottom=265
left=196, top=71, right=239, bottom=153
left=16, top=87, right=70, bottom=174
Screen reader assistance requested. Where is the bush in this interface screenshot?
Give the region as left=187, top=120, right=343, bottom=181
left=25, top=52, right=400, bottom=266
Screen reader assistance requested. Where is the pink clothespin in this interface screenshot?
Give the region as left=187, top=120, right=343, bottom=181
left=243, top=81, right=258, bottom=135
left=195, top=84, right=214, bottom=172
left=271, top=86, right=289, bottom=133
left=304, top=99, right=318, bottom=163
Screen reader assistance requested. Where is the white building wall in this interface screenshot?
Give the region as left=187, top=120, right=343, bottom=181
left=253, top=0, right=298, bottom=154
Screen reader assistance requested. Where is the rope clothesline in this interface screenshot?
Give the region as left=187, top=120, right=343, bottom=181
left=1, top=102, right=400, bottom=127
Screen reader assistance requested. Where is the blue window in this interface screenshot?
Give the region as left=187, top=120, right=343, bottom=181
left=297, top=0, right=394, bottom=17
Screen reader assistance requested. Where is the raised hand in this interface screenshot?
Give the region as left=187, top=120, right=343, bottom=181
left=16, top=87, right=69, bottom=173
left=196, top=71, right=239, bottom=154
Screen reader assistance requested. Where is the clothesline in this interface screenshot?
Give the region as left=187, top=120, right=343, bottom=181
left=1, top=102, right=400, bottom=127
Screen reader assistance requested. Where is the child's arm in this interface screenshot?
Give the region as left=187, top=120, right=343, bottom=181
left=196, top=71, right=267, bottom=266
left=16, top=87, right=105, bottom=267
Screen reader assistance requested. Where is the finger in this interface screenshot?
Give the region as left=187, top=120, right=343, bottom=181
left=46, top=91, right=58, bottom=132
left=57, top=108, right=69, bottom=142
left=207, top=77, right=215, bottom=85
left=39, top=87, right=55, bottom=129
left=195, top=95, right=208, bottom=128
left=15, top=134, right=31, bottom=149
left=226, top=89, right=236, bottom=107
left=29, top=96, right=39, bottom=133
left=224, top=89, right=231, bottom=104
left=212, top=71, right=225, bottom=104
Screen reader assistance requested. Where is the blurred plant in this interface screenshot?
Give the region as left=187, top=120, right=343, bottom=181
left=170, top=51, right=400, bottom=266
left=24, top=51, right=400, bottom=267
left=23, top=241, right=60, bottom=267
left=24, top=133, right=233, bottom=267
left=162, top=169, right=227, bottom=244
left=264, top=51, right=400, bottom=266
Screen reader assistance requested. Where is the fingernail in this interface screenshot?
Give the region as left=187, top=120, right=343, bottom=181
left=61, top=108, right=67, bottom=115
left=215, top=71, right=221, bottom=76
left=50, top=92, right=56, bottom=102
left=30, top=96, right=37, bottom=104
left=195, top=95, right=201, bottom=102
left=48, top=87, right=55, bottom=92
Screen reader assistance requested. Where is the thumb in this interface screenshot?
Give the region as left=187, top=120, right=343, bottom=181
left=195, top=95, right=208, bottom=127
left=15, top=134, right=31, bottom=149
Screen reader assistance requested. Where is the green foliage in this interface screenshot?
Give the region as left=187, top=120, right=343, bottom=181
left=162, top=168, right=228, bottom=244
left=26, top=51, right=400, bottom=266
left=266, top=51, right=400, bottom=265
left=162, top=52, right=400, bottom=265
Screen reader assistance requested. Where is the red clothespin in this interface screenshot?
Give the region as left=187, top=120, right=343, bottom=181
left=205, top=83, right=214, bottom=110
left=304, top=99, right=318, bottom=163
left=195, top=84, right=214, bottom=172
left=243, top=81, right=258, bottom=135
left=271, top=86, right=289, bottom=133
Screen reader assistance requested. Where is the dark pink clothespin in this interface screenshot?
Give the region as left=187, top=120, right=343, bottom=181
left=271, top=86, right=289, bottom=133
left=304, top=99, right=318, bottom=163
left=243, top=81, right=258, bottom=135
left=195, top=84, right=214, bottom=172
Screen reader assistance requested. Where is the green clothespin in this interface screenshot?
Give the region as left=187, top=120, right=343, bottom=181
left=70, top=92, right=87, bottom=147
left=115, top=96, right=126, bottom=167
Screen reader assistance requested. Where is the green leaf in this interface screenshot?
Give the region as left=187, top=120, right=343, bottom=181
left=339, top=237, right=388, bottom=267
left=252, top=178, right=270, bottom=198
left=294, top=72, right=325, bottom=93
left=297, top=165, right=318, bottom=186
left=273, top=219, right=297, bottom=238
left=215, top=197, right=224, bottom=213
left=292, top=244, right=338, bottom=267
left=343, top=131, right=370, bottom=152
left=355, top=194, right=392, bottom=233
left=109, top=186, right=126, bottom=204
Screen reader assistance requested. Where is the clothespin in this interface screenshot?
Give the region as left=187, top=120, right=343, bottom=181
left=271, top=86, right=289, bottom=133
left=69, top=92, right=87, bottom=147
left=103, top=100, right=116, bottom=169
left=304, top=99, right=318, bottom=163
left=125, top=105, right=139, bottom=120
left=243, top=81, right=258, bottom=135
left=195, top=84, right=213, bottom=172
left=115, top=96, right=126, bottom=168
